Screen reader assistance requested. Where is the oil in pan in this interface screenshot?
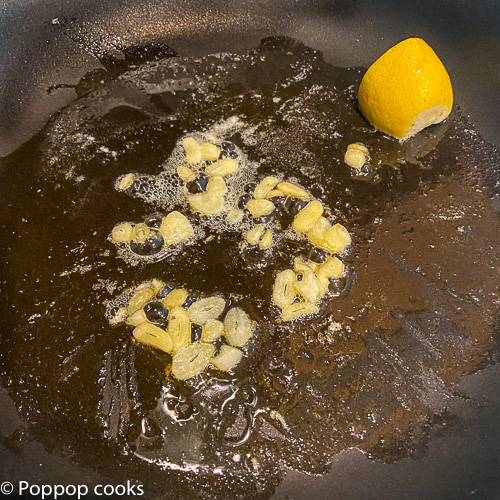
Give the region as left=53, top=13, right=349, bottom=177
left=0, top=36, right=499, bottom=499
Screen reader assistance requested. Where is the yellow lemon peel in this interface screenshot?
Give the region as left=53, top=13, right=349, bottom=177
left=358, top=38, right=453, bottom=140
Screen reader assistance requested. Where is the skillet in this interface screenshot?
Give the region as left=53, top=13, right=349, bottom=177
left=1, top=1, right=500, bottom=499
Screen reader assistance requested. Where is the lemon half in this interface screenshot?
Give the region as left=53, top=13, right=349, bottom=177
left=358, top=38, right=453, bottom=140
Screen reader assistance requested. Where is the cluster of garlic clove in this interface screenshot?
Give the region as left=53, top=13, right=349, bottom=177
left=178, top=137, right=239, bottom=216
left=245, top=224, right=274, bottom=250
left=273, top=256, right=345, bottom=321
left=110, top=211, right=194, bottom=258
left=265, top=176, right=351, bottom=321
left=107, top=133, right=355, bottom=383
left=344, top=142, right=370, bottom=170
left=107, top=279, right=255, bottom=381
left=238, top=177, right=311, bottom=252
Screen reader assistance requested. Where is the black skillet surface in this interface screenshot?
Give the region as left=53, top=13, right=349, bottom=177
left=1, top=1, right=500, bottom=500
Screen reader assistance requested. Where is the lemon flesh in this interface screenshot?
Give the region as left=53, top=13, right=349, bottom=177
left=358, top=38, right=453, bottom=140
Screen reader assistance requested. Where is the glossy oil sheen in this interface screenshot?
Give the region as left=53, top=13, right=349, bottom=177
left=0, top=37, right=500, bottom=499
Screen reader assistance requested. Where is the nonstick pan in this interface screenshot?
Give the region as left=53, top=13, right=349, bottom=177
left=1, top=1, right=500, bottom=499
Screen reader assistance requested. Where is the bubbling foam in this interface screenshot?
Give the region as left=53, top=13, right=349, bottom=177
left=109, top=122, right=352, bottom=322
